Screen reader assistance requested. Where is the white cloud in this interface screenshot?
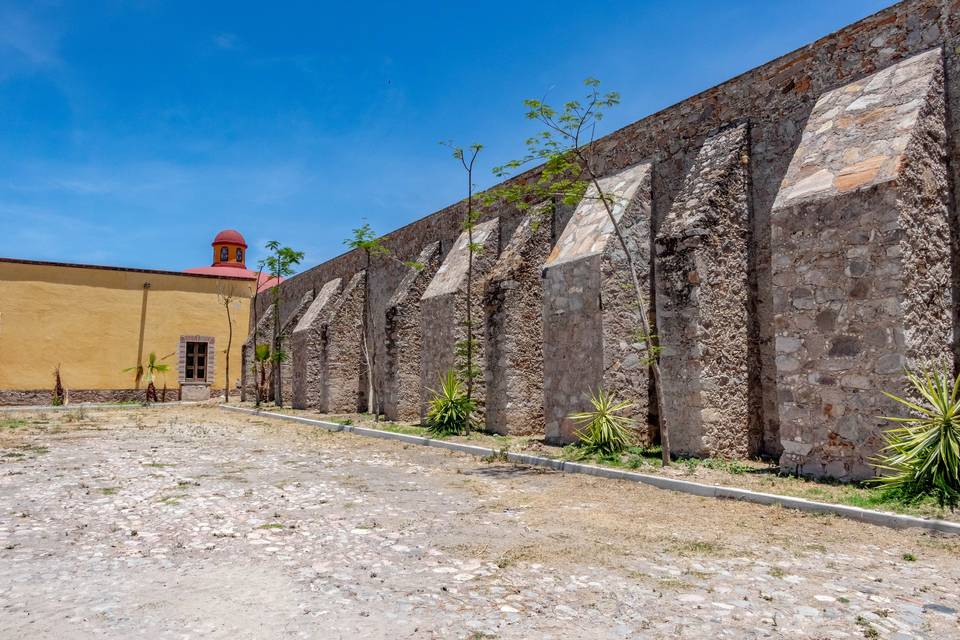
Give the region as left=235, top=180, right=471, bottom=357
left=0, top=5, right=60, bottom=79
left=213, top=33, right=239, bottom=50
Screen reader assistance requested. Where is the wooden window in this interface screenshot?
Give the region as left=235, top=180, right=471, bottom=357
left=184, top=341, right=208, bottom=382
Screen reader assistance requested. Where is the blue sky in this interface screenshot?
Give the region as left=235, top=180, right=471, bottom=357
left=0, top=0, right=896, bottom=273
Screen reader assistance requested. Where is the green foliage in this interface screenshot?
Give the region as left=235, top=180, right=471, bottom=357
left=425, top=371, right=476, bottom=436
left=345, top=222, right=390, bottom=258
left=142, top=352, right=170, bottom=387
left=440, top=141, right=484, bottom=228
left=569, top=389, right=634, bottom=455
left=488, top=78, right=620, bottom=210
left=402, top=260, right=425, bottom=271
left=121, top=352, right=169, bottom=403
left=633, top=329, right=663, bottom=365
left=269, top=347, right=289, bottom=365
left=261, top=241, right=304, bottom=283
left=123, top=352, right=170, bottom=387
left=254, top=343, right=271, bottom=363
left=870, top=369, right=960, bottom=508
left=455, top=331, right=480, bottom=385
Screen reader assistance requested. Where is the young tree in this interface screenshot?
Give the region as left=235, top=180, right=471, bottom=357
left=345, top=222, right=389, bottom=416
left=254, top=343, right=272, bottom=403
left=493, top=78, right=671, bottom=464
left=442, top=142, right=483, bottom=427
left=261, top=241, right=304, bottom=407
left=217, top=279, right=242, bottom=403
left=250, top=262, right=266, bottom=407
left=123, top=352, right=170, bottom=403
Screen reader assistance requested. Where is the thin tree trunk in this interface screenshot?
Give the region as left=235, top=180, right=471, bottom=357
left=273, top=289, right=282, bottom=407
left=464, top=166, right=474, bottom=432
left=578, top=152, right=671, bottom=465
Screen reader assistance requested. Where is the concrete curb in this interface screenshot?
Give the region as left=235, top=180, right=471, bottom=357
left=219, top=405, right=960, bottom=535
left=1, top=401, right=208, bottom=413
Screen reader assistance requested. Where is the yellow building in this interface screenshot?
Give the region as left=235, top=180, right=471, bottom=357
left=0, top=230, right=270, bottom=405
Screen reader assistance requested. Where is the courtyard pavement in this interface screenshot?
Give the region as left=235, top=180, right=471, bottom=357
left=0, top=406, right=958, bottom=639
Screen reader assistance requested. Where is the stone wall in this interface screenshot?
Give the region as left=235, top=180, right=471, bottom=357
left=274, top=290, right=315, bottom=405
left=542, top=163, right=653, bottom=443
left=383, top=243, right=442, bottom=421
left=291, top=278, right=342, bottom=409
left=245, top=0, right=960, bottom=479
left=420, top=219, right=500, bottom=421
left=483, top=207, right=553, bottom=435
left=655, top=123, right=757, bottom=458
left=0, top=388, right=178, bottom=405
left=240, top=306, right=274, bottom=402
left=771, top=49, right=953, bottom=480
left=322, top=271, right=366, bottom=413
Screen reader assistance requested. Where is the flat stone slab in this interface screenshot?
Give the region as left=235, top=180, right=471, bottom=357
left=773, top=47, right=943, bottom=207
left=545, top=164, right=652, bottom=268
left=422, top=218, right=499, bottom=299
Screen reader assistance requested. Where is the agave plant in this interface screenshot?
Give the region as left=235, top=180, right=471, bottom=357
left=569, top=389, right=634, bottom=455
left=872, top=369, right=960, bottom=508
left=425, top=371, right=475, bottom=436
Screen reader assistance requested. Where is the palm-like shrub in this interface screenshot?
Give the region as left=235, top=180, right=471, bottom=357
left=426, top=371, right=475, bottom=436
left=123, top=352, right=170, bottom=403
left=872, top=370, right=960, bottom=508
left=569, top=389, right=633, bottom=455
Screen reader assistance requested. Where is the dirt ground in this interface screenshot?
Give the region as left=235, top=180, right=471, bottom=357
left=258, top=405, right=958, bottom=522
left=1, top=406, right=958, bottom=639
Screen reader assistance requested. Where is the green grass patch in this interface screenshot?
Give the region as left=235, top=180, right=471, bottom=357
left=257, top=523, right=285, bottom=530
left=0, top=418, right=27, bottom=430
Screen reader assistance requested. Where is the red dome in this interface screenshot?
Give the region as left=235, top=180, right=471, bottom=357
left=212, top=229, right=247, bottom=247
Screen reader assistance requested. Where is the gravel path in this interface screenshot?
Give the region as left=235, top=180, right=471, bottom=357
left=1, top=407, right=958, bottom=639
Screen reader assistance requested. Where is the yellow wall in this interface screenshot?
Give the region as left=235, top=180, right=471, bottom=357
left=0, top=261, right=254, bottom=391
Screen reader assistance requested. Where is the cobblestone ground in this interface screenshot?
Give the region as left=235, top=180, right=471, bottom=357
left=1, top=407, right=958, bottom=639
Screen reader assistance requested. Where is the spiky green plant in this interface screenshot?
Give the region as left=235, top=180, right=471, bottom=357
left=425, top=371, right=475, bottom=436
left=569, top=389, right=634, bottom=455
left=871, top=369, right=960, bottom=508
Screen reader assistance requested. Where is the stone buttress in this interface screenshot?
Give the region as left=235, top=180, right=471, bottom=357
left=291, top=278, right=342, bottom=409
left=320, top=271, right=366, bottom=413
left=542, top=163, right=654, bottom=443
left=483, top=206, right=553, bottom=435
left=656, top=123, right=757, bottom=458
left=273, top=290, right=314, bottom=405
left=771, top=49, right=953, bottom=480
left=383, top=242, right=442, bottom=421
left=420, top=219, right=499, bottom=422
left=240, top=305, right=274, bottom=402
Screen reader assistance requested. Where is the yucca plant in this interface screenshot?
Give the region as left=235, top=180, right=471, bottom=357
left=569, top=389, right=634, bottom=455
left=871, top=369, right=960, bottom=509
left=426, top=371, right=475, bottom=436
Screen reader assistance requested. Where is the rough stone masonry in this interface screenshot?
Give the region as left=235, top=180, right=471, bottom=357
left=254, top=0, right=959, bottom=481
